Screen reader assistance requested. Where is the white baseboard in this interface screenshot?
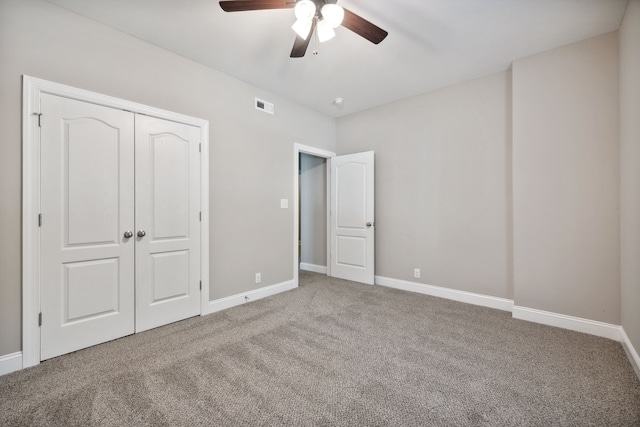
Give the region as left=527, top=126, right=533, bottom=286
left=0, top=352, right=23, bottom=377
left=512, top=306, right=621, bottom=341
left=375, top=276, right=514, bottom=312
left=204, top=280, right=297, bottom=315
left=620, top=327, right=640, bottom=380
left=300, top=263, right=327, bottom=274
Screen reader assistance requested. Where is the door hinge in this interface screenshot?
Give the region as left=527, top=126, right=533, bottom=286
left=199, top=143, right=202, bottom=153
left=199, top=211, right=202, bottom=222
left=38, top=312, right=42, bottom=327
left=38, top=213, right=42, bottom=227
left=199, top=280, right=202, bottom=291
left=37, top=113, right=43, bottom=127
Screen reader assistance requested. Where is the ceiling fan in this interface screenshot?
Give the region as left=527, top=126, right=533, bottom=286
left=219, top=0, right=388, bottom=58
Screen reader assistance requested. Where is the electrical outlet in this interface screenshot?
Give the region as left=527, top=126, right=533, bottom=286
left=414, top=268, right=421, bottom=279
left=255, top=273, right=261, bottom=284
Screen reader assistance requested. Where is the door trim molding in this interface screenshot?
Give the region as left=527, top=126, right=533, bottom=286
left=22, top=76, right=210, bottom=369
left=293, top=144, right=335, bottom=286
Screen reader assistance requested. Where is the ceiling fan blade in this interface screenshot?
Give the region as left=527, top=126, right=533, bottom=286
left=290, top=19, right=316, bottom=58
left=341, top=8, right=388, bottom=44
left=219, top=0, right=294, bottom=12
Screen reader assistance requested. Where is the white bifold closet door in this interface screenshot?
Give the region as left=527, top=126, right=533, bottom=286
left=40, top=94, right=201, bottom=360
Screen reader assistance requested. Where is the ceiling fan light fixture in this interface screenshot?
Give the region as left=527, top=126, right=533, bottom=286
left=321, top=4, right=344, bottom=28
left=294, top=0, right=316, bottom=21
left=316, top=18, right=335, bottom=42
left=292, top=18, right=313, bottom=39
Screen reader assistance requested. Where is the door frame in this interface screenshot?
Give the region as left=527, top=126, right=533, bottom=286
left=293, top=144, right=335, bottom=286
left=22, top=76, right=210, bottom=368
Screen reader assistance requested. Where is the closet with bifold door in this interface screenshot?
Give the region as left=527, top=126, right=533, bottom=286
left=39, top=93, right=202, bottom=360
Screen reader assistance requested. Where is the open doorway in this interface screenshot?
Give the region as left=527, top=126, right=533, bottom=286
left=293, top=144, right=335, bottom=286
left=299, top=152, right=327, bottom=273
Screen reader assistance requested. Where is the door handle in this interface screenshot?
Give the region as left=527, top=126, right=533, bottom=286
left=123, top=231, right=133, bottom=238
left=366, top=222, right=372, bottom=227
left=137, top=230, right=146, bottom=238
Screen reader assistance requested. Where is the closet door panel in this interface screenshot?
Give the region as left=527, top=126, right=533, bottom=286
left=40, top=94, right=135, bottom=360
left=135, top=115, right=201, bottom=332
left=152, top=134, right=190, bottom=239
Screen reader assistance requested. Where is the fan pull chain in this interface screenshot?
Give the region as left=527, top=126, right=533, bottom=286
left=312, top=21, right=319, bottom=55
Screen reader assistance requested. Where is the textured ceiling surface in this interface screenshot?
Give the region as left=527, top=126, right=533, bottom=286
left=45, top=0, right=628, bottom=117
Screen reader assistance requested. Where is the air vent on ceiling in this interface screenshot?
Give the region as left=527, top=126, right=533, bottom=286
left=255, top=97, right=274, bottom=115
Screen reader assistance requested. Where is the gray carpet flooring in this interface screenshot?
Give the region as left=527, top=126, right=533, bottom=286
left=1, top=271, right=639, bottom=426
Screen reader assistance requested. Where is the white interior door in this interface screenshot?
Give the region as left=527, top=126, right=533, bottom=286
left=330, top=151, right=375, bottom=284
left=134, top=115, right=202, bottom=332
left=40, top=94, right=135, bottom=360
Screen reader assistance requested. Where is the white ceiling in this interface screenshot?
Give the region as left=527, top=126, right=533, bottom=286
left=45, top=0, right=628, bottom=117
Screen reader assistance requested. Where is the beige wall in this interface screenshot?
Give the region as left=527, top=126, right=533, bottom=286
left=337, top=71, right=513, bottom=299
left=620, top=0, right=640, bottom=356
left=300, top=154, right=327, bottom=268
left=0, top=0, right=336, bottom=356
left=512, top=32, right=620, bottom=323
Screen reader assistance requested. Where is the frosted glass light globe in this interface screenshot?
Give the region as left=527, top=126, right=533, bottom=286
left=292, top=18, right=313, bottom=39
left=316, top=18, right=336, bottom=42
left=321, top=4, right=344, bottom=28
left=294, top=0, right=316, bottom=21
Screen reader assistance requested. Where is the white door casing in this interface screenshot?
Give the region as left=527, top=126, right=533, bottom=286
left=293, top=144, right=336, bottom=285
left=40, top=94, right=136, bottom=360
left=135, top=115, right=201, bottom=332
left=22, top=76, right=210, bottom=368
left=330, top=151, right=375, bottom=284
